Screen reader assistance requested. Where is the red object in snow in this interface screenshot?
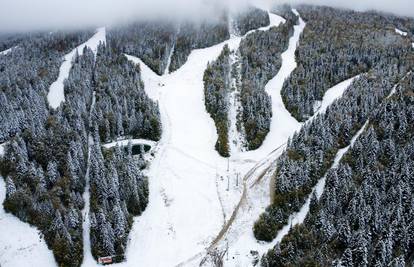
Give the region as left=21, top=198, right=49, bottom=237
left=98, top=256, right=113, bottom=265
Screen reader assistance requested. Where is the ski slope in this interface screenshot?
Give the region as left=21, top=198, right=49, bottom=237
left=109, top=11, right=286, bottom=267
left=0, top=46, right=16, bottom=56
left=47, top=27, right=106, bottom=109
left=0, top=178, right=56, bottom=267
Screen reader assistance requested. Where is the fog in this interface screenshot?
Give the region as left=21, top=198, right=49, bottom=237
left=0, top=0, right=413, bottom=33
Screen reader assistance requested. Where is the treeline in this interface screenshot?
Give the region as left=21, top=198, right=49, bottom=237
left=253, top=59, right=412, bottom=243
left=203, top=45, right=231, bottom=157
left=238, top=15, right=295, bottom=150
left=261, top=73, right=414, bottom=266
left=93, top=44, right=161, bottom=142
left=89, top=140, right=148, bottom=260
left=1, top=33, right=161, bottom=266
left=281, top=5, right=413, bottom=121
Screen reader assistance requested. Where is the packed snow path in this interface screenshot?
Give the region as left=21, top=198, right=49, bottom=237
left=47, top=27, right=106, bottom=109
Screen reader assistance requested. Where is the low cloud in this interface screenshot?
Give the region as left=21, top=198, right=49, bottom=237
left=0, top=0, right=413, bottom=33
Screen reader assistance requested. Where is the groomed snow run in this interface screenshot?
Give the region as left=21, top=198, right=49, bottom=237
left=106, top=11, right=286, bottom=267
left=47, top=27, right=106, bottom=109
left=395, top=28, right=408, bottom=36
left=0, top=178, right=56, bottom=267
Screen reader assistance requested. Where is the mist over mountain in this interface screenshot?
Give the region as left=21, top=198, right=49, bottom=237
left=0, top=0, right=413, bottom=33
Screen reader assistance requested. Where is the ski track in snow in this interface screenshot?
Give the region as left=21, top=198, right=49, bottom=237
left=47, top=27, right=106, bottom=109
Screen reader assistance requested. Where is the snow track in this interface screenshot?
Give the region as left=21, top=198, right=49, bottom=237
left=47, top=27, right=106, bottom=109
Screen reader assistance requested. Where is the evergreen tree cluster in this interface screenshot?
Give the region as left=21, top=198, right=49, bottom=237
left=281, top=5, right=414, bottom=121
left=1, top=31, right=161, bottom=266
left=107, top=6, right=272, bottom=75
left=0, top=31, right=91, bottom=142
left=169, top=16, right=230, bottom=73
left=238, top=16, right=295, bottom=150
left=93, top=44, right=161, bottom=143
left=232, top=7, right=270, bottom=35
left=253, top=61, right=412, bottom=242
left=261, top=73, right=414, bottom=266
left=203, top=45, right=231, bottom=157
left=107, top=22, right=176, bottom=75
left=89, top=141, right=148, bottom=260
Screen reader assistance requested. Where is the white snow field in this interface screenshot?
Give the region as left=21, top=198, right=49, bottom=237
left=0, top=46, right=16, bottom=56
left=47, top=27, right=106, bottom=109
left=0, top=178, right=56, bottom=267
left=395, top=28, right=408, bottom=36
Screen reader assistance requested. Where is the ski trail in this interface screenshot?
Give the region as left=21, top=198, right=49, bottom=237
left=0, top=179, right=56, bottom=267
left=81, top=91, right=97, bottom=267
left=164, top=43, right=175, bottom=75
left=205, top=10, right=366, bottom=267
left=116, top=11, right=285, bottom=267
left=0, top=46, right=16, bottom=56
left=47, top=27, right=106, bottom=109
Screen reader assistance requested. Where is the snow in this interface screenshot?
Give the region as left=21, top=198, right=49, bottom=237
left=0, top=178, right=56, bottom=267
left=47, top=27, right=106, bottom=109
left=395, top=28, right=408, bottom=36
left=81, top=92, right=96, bottom=267
left=102, top=139, right=157, bottom=150
left=207, top=10, right=362, bottom=267
left=0, top=46, right=16, bottom=56
left=0, top=142, right=7, bottom=157
left=110, top=11, right=287, bottom=267
left=310, top=76, right=358, bottom=118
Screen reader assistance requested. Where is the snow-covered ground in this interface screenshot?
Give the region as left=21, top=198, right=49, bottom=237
left=47, top=27, right=106, bottom=109
left=0, top=46, right=16, bottom=56
left=110, top=11, right=286, bottom=267
left=0, top=142, right=7, bottom=157
left=395, top=28, right=408, bottom=36
left=0, top=178, right=56, bottom=267
left=102, top=139, right=157, bottom=150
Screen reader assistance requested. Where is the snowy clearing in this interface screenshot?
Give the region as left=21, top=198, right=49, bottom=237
left=47, top=27, right=106, bottom=109
left=0, top=178, right=56, bottom=267
left=395, top=28, right=408, bottom=36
